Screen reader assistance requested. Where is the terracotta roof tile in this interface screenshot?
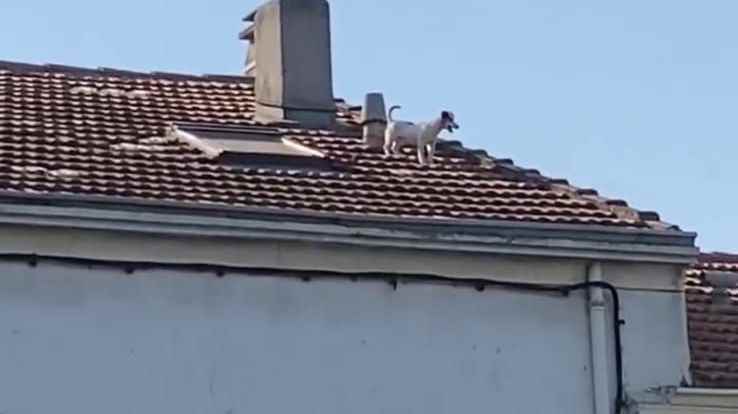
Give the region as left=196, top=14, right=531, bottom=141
left=0, top=61, right=676, bottom=228
left=686, top=253, right=738, bottom=388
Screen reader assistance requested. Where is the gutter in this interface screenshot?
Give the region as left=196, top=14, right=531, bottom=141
left=671, top=388, right=738, bottom=408
left=640, top=387, right=738, bottom=412
left=0, top=192, right=698, bottom=265
left=676, top=388, right=738, bottom=397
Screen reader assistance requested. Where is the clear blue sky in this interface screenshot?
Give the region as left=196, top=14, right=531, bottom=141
left=2, top=0, right=736, bottom=252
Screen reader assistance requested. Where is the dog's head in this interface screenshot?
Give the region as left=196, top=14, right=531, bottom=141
left=441, top=111, right=460, bottom=133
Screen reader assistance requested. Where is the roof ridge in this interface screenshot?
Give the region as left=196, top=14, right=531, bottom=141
left=452, top=144, right=679, bottom=230
left=699, top=252, right=738, bottom=264
left=0, top=59, right=254, bottom=84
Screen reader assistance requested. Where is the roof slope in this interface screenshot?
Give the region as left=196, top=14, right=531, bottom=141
left=0, top=61, right=678, bottom=230
left=686, top=253, right=738, bottom=388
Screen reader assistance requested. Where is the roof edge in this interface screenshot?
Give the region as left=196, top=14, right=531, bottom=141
left=0, top=192, right=698, bottom=265
left=0, top=59, right=254, bottom=83
left=448, top=141, right=682, bottom=231
left=677, top=388, right=738, bottom=396
left=667, top=387, right=738, bottom=409
left=699, top=252, right=738, bottom=263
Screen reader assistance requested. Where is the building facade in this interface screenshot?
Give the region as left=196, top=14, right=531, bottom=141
left=0, top=1, right=712, bottom=413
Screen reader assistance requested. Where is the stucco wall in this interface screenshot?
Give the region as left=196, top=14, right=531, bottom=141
left=0, top=256, right=687, bottom=414
left=605, top=262, right=692, bottom=408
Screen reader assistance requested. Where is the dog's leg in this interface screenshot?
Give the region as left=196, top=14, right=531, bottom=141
left=417, top=142, right=427, bottom=165
left=383, top=130, right=393, bottom=157
left=427, top=141, right=437, bottom=165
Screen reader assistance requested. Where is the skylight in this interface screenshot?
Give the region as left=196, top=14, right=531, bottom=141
left=169, top=123, right=330, bottom=169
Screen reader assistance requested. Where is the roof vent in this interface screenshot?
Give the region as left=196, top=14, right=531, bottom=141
left=169, top=123, right=330, bottom=170
left=240, top=0, right=336, bottom=129
left=361, top=93, right=387, bottom=149
left=704, top=271, right=738, bottom=290
left=703, top=270, right=738, bottom=305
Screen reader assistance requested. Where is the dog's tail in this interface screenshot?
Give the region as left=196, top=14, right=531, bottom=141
left=388, top=105, right=402, bottom=122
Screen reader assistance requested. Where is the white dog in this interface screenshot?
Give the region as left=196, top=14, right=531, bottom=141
left=383, top=106, right=460, bottom=165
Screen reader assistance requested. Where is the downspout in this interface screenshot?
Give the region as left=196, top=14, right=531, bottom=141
left=589, top=262, right=613, bottom=414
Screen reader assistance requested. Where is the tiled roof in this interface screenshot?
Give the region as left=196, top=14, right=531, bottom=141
left=0, top=61, right=676, bottom=229
left=686, top=253, right=738, bottom=388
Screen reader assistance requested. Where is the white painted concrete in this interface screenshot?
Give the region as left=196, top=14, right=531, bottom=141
left=620, top=290, right=692, bottom=394
left=0, top=201, right=698, bottom=266
left=0, top=259, right=687, bottom=414
left=0, top=222, right=690, bottom=291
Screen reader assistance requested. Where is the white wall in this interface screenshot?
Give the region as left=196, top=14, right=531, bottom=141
left=0, top=258, right=686, bottom=414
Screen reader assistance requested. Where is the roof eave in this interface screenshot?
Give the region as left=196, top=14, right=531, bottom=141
left=677, top=388, right=738, bottom=396
left=666, top=387, right=738, bottom=409
left=0, top=192, right=698, bottom=265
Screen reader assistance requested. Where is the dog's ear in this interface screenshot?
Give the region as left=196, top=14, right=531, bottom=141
left=441, top=111, right=451, bottom=120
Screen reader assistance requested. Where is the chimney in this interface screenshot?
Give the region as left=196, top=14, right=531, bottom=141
left=240, top=0, right=336, bottom=129
left=361, top=93, right=387, bottom=148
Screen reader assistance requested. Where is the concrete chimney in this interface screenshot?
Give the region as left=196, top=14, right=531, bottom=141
left=240, top=0, right=336, bottom=129
left=361, top=93, right=387, bottom=148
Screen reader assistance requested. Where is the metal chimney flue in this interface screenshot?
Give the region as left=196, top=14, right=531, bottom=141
left=240, top=0, right=336, bottom=129
left=361, top=93, right=387, bottom=149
